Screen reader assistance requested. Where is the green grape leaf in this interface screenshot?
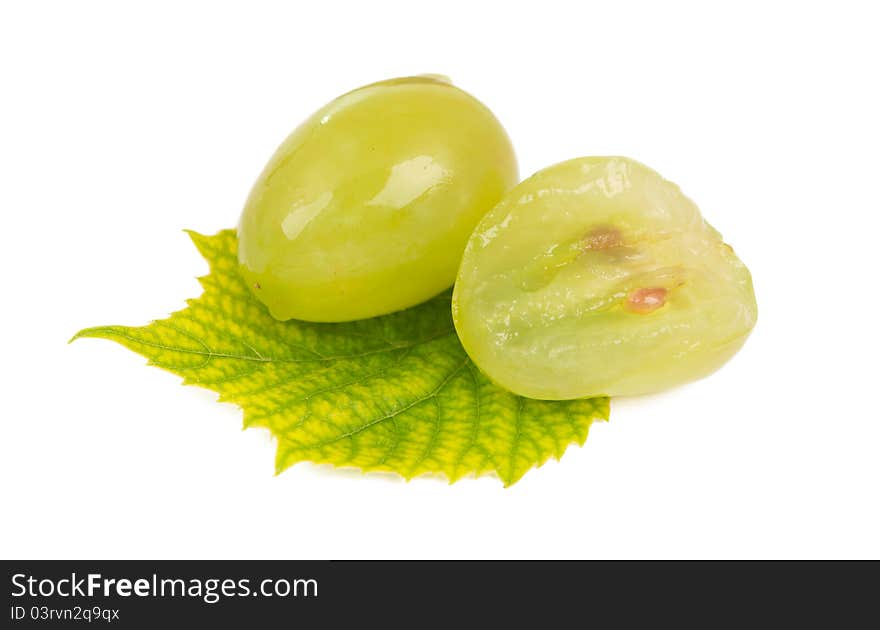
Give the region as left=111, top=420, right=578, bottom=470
left=72, top=230, right=609, bottom=485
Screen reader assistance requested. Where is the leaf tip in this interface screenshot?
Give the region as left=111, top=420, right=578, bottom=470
left=184, top=229, right=211, bottom=254
left=68, top=326, right=108, bottom=344
left=273, top=449, right=292, bottom=477
left=501, top=469, right=526, bottom=488
left=185, top=228, right=237, bottom=260
left=182, top=227, right=205, bottom=239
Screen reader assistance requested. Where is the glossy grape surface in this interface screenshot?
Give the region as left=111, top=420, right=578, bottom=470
left=452, top=157, right=757, bottom=399
left=238, top=76, right=518, bottom=322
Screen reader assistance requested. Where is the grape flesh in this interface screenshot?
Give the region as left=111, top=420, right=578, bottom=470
left=237, top=75, right=518, bottom=322
left=452, top=157, right=757, bottom=399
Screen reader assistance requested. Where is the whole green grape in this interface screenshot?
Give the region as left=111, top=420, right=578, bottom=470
left=238, top=75, right=518, bottom=322
left=452, top=157, right=758, bottom=399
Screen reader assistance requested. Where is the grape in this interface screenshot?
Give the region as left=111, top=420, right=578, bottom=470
left=237, top=75, right=518, bottom=322
left=452, top=157, right=757, bottom=399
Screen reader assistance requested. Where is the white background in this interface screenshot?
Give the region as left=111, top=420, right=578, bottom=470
left=2, top=1, right=878, bottom=559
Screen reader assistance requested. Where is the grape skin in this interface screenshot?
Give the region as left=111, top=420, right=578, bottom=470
left=238, top=75, right=518, bottom=322
left=452, top=156, right=758, bottom=400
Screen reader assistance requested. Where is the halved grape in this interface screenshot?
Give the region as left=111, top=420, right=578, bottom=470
left=238, top=75, right=518, bottom=322
left=452, top=157, right=757, bottom=399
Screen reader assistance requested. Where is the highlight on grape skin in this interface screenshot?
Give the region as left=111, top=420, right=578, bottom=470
left=237, top=75, right=518, bottom=323
left=452, top=156, right=758, bottom=400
